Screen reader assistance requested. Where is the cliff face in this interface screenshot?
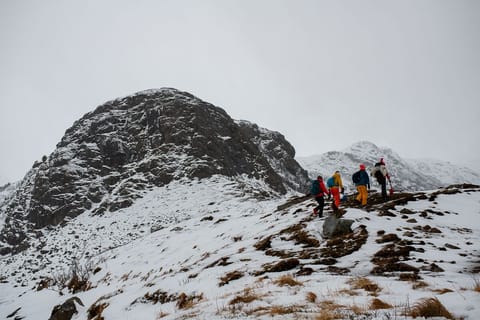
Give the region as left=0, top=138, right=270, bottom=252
left=0, top=88, right=309, bottom=254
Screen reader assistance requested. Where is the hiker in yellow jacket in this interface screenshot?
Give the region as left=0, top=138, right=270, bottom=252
left=329, top=171, right=344, bottom=211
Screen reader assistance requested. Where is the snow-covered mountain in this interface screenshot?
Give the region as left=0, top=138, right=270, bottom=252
left=297, top=141, right=480, bottom=192
left=1, top=92, right=479, bottom=320
left=0, top=88, right=308, bottom=256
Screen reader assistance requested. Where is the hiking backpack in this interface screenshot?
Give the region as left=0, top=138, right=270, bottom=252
left=326, top=176, right=335, bottom=188
left=352, top=171, right=361, bottom=184
left=310, top=180, right=320, bottom=195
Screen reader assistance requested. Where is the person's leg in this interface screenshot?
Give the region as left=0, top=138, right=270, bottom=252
left=381, top=181, right=387, bottom=200
left=355, top=186, right=361, bottom=203
left=358, top=185, right=367, bottom=205
left=317, top=196, right=325, bottom=217
left=331, top=187, right=340, bottom=209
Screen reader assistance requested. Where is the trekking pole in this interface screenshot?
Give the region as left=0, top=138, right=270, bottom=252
left=388, top=177, right=394, bottom=196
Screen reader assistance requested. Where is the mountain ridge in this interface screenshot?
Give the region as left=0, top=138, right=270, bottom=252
left=297, top=141, right=480, bottom=192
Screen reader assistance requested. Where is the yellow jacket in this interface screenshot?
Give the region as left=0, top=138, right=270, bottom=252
left=333, top=172, right=343, bottom=189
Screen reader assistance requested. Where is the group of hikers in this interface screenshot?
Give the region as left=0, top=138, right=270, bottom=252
left=310, top=158, right=391, bottom=218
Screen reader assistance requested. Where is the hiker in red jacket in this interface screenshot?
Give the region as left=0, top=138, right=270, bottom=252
left=311, top=176, right=330, bottom=218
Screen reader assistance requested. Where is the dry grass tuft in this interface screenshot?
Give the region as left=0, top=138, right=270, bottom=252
left=370, top=298, right=392, bottom=310
left=219, top=270, right=244, bottom=287
left=176, top=292, right=204, bottom=310
left=274, top=274, right=303, bottom=287
left=412, top=280, right=429, bottom=289
left=408, top=297, right=454, bottom=319
left=155, top=311, right=169, bottom=319
left=474, top=278, right=480, bottom=292
left=229, top=288, right=262, bottom=305
left=318, top=300, right=345, bottom=312
left=289, top=229, right=320, bottom=248
left=347, top=277, right=381, bottom=295
left=269, top=305, right=300, bottom=315
left=87, top=301, right=109, bottom=320
left=337, top=288, right=359, bottom=296
left=433, top=288, right=454, bottom=294
left=306, top=291, right=317, bottom=303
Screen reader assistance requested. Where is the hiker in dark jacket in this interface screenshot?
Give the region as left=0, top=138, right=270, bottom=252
left=353, top=164, right=370, bottom=205
left=311, top=176, right=330, bottom=218
left=371, top=158, right=390, bottom=201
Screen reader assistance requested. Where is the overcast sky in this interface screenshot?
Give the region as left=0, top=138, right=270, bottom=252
left=1, top=0, right=479, bottom=183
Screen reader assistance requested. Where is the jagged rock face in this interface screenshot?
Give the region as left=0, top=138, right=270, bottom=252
left=0, top=88, right=309, bottom=253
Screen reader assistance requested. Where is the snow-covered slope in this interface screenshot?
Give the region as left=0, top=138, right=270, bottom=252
left=297, top=141, right=480, bottom=192
left=0, top=182, right=479, bottom=319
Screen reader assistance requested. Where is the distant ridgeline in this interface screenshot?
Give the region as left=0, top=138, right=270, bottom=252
left=297, top=141, right=480, bottom=192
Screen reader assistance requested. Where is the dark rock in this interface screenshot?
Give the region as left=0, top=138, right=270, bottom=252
left=48, top=297, right=84, bottom=320
left=322, top=215, right=354, bottom=238
left=376, top=233, right=400, bottom=243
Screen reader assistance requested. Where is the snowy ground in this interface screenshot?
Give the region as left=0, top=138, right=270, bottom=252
left=0, top=177, right=479, bottom=319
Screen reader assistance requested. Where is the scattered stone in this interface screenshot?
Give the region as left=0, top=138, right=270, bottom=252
left=376, top=233, right=400, bottom=243
left=444, top=243, right=460, bottom=250
left=327, top=266, right=350, bottom=275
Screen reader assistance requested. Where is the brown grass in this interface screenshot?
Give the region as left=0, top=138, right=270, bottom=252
left=229, top=288, right=262, bottom=305
left=314, top=310, right=341, bottom=320
left=474, top=278, right=480, bottom=292
left=155, top=311, right=169, bottom=319
left=274, top=274, right=303, bottom=287
left=176, top=292, right=203, bottom=310
left=219, top=270, right=244, bottom=286
left=318, top=300, right=345, bottom=312
left=87, top=302, right=109, bottom=320
left=347, top=277, right=381, bottom=295
left=408, top=297, right=454, bottom=319
left=306, top=291, right=317, bottom=303
left=433, top=288, right=454, bottom=294
left=289, top=229, right=320, bottom=248
left=269, top=305, right=300, bottom=315
left=370, top=298, right=392, bottom=310
left=412, top=280, right=429, bottom=289
left=337, top=288, right=359, bottom=296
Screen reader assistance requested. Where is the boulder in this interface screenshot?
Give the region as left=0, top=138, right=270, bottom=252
left=49, top=297, right=84, bottom=320
left=322, top=215, right=354, bottom=238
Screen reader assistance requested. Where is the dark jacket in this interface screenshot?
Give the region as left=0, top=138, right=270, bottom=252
left=355, top=169, right=370, bottom=188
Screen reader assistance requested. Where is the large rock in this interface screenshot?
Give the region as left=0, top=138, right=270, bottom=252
left=322, top=215, right=354, bottom=238
left=49, top=297, right=84, bottom=320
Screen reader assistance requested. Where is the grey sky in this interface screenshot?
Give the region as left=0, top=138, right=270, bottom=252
left=1, top=0, right=479, bottom=183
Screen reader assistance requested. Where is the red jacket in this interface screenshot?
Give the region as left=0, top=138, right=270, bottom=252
left=314, top=178, right=330, bottom=197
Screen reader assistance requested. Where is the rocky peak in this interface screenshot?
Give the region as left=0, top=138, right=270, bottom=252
left=0, top=88, right=309, bottom=254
